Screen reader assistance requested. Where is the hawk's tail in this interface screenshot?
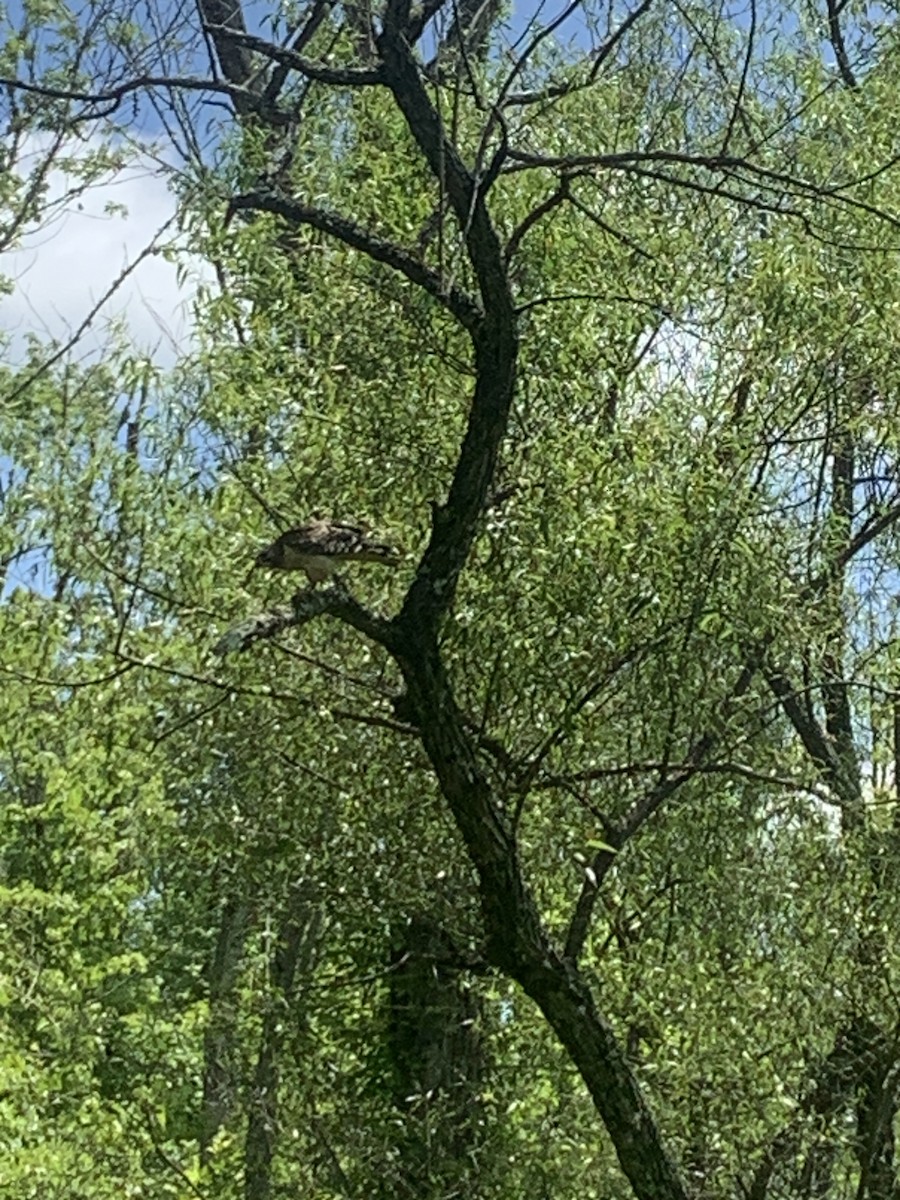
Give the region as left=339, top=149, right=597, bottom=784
left=361, top=541, right=403, bottom=567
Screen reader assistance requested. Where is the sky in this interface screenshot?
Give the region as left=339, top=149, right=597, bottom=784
left=0, top=145, right=207, bottom=368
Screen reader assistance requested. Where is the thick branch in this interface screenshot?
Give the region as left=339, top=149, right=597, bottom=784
left=826, top=0, right=858, bottom=90
left=376, top=18, right=518, bottom=635
left=377, top=13, right=510, bottom=312
left=407, top=0, right=452, bottom=44
left=212, top=584, right=397, bottom=656
left=764, top=665, right=862, bottom=811
left=197, top=0, right=266, bottom=116
left=814, top=499, right=900, bottom=591
left=226, top=191, right=482, bottom=329
left=201, top=898, right=249, bottom=1165
left=392, top=634, right=690, bottom=1200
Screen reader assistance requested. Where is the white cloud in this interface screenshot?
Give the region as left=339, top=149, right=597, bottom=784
left=0, top=145, right=211, bottom=367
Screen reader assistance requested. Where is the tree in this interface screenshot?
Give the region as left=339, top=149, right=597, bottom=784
left=4, top=2, right=900, bottom=1198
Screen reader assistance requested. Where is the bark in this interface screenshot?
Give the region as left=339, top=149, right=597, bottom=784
left=758, top=382, right=899, bottom=1198
left=821, top=420, right=863, bottom=832
left=197, top=0, right=266, bottom=114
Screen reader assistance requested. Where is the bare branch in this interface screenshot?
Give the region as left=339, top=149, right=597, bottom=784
left=505, top=147, right=900, bottom=233
left=505, top=175, right=570, bottom=262
left=407, top=0, right=452, bottom=44
left=498, top=0, right=583, bottom=107
left=0, top=73, right=287, bottom=122
left=588, top=0, right=655, bottom=83
left=563, top=654, right=759, bottom=963
left=719, top=0, right=755, bottom=154
left=262, top=0, right=336, bottom=106
left=764, top=666, right=861, bottom=810
left=816, top=500, right=900, bottom=590
left=198, top=0, right=265, bottom=105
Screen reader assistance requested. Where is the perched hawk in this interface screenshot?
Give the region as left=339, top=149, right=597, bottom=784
left=254, top=518, right=402, bottom=585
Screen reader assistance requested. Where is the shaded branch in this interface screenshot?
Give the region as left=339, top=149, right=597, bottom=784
left=563, top=732, right=715, bottom=963
left=505, top=148, right=900, bottom=233
left=226, top=190, right=482, bottom=329
left=505, top=175, right=570, bottom=261
left=563, top=655, right=759, bottom=963
left=407, top=0, right=452, bottom=44
left=763, top=665, right=861, bottom=811
left=198, top=0, right=263, bottom=105
left=814, top=499, right=900, bottom=591
left=589, top=0, right=655, bottom=83
left=376, top=15, right=518, bottom=636
left=262, top=0, right=336, bottom=106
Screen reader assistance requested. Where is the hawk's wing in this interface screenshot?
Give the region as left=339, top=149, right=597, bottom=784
left=283, top=519, right=400, bottom=563
left=255, top=518, right=401, bottom=577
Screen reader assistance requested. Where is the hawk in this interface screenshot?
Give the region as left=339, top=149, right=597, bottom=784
left=254, top=518, right=402, bottom=585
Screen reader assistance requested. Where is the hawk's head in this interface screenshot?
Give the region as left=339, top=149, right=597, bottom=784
left=254, top=541, right=284, bottom=569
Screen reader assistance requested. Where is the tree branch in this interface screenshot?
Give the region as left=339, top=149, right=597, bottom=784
left=0, top=72, right=286, bottom=121
left=376, top=15, right=518, bottom=637
left=389, top=627, right=691, bottom=1200
left=505, top=175, right=570, bottom=261
left=814, top=499, right=900, bottom=591
left=198, top=0, right=264, bottom=107
left=225, top=190, right=482, bottom=329
left=262, top=0, right=336, bottom=106
left=826, top=0, right=857, bottom=90
left=563, top=654, right=760, bottom=963
left=213, top=583, right=398, bottom=656
left=505, top=148, right=900, bottom=233
left=407, top=0, right=452, bottom=43
left=202, top=23, right=385, bottom=85
left=588, top=0, right=655, bottom=83
left=763, top=665, right=861, bottom=810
